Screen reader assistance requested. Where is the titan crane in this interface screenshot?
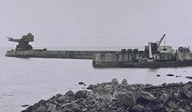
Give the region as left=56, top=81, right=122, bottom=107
left=7, top=33, right=34, bottom=51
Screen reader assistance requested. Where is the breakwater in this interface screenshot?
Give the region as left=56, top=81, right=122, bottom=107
left=92, top=52, right=192, bottom=68
left=6, top=50, right=119, bottom=59
left=22, top=79, right=192, bottom=112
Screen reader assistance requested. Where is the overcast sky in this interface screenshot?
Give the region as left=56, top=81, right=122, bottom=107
left=1, top=0, right=192, bottom=49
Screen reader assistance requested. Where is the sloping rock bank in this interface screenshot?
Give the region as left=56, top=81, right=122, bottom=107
left=22, top=79, right=192, bottom=112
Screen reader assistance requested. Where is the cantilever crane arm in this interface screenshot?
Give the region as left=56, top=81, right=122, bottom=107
left=157, top=34, right=166, bottom=48
left=7, top=37, right=21, bottom=42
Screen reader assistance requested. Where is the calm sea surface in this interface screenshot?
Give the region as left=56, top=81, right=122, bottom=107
left=0, top=48, right=192, bottom=112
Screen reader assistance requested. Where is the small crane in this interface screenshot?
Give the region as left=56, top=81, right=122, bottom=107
left=157, top=34, right=166, bottom=48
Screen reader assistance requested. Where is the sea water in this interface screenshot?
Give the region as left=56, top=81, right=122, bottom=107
left=0, top=48, right=191, bottom=112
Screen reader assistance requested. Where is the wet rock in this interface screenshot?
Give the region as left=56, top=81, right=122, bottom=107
left=184, top=105, right=191, bottom=111
left=75, top=90, right=88, bottom=99
left=136, top=91, right=156, bottom=104
left=166, top=100, right=178, bottom=109
left=183, top=83, right=192, bottom=98
left=159, top=93, right=170, bottom=103
left=71, top=101, right=81, bottom=111
left=177, top=108, right=186, bottom=112
left=115, top=91, right=135, bottom=107
left=130, top=104, right=145, bottom=112
left=145, top=107, right=153, bottom=112
left=95, top=84, right=103, bottom=93
left=135, top=84, right=147, bottom=90
left=65, top=90, right=75, bottom=97
left=151, top=103, right=164, bottom=111
left=21, top=104, right=29, bottom=107
left=49, top=94, right=62, bottom=103
left=81, top=108, right=88, bottom=111
left=162, top=83, right=167, bottom=86
left=37, top=100, right=47, bottom=107
left=78, top=82, right=85, bottom=85
left=100, top=82, right=111, bottom=87
left=111, top=78, right=119, bottom=86
left=61, top=108, right=72, bottom=112
left=89, top=108, right=97, bottom=112
left=121, top=79, right=128, bottom=86
left=57, top=95, right=66, bottom=103
left=36, top=105, right=47, bottom=112
left=167, top=74, right=174, bottom=76
left=104, top=85, right=113, bottom=93
left=63, top=90, right=75, bottom=102
left=176, top=75, right=182, bottom=78
left=146, top=84, right=153, bottom=88
left=164, top=106, right=174, bottom=112
left=87, top=84, right=96, bottom=90
left=186, top=76, right=192, bottom=79
left=47, top=103, right=57, bottom=112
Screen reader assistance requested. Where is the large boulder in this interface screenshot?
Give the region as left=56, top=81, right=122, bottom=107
left=183, top=83, right=192, bottom=98
left=71, top=101, right=81, bottom=111
left=151, top=103, right=164, bottom=111
left=57, top=95, right=66, bottom=103
left=115, top=91, right=136, bottom=107
left=111, top=78, right=119, bottom=86
left=65, top=90, right=75, bottom=97
left=47, top=103, right=57, bottom=112
left=159, top=93, right=170, bottom=103
left=75, top=90, right=88, bottom=99
left=177, top=108, right=187, bottom=112
left=136, top=91, right=156, bottom=105
left=95, top=84, right=103, bottom=92
left=129, top=104, right=145, bottom=112
left=121, top=79, right=128, bottom=87
left=58, top=90, right=75, bottom=103
left=36, top=105, right=47, bottom=112
left=166, top=100, right=178, bottom=109
left=103, top=85, right=113, bottom=94
left=87, top=84, right=96, bottom=90
left=49, top=94, right=62, bottom=103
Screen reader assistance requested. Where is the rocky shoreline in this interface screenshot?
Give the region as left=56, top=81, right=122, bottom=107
left=22, top=79, right=192, bottom=112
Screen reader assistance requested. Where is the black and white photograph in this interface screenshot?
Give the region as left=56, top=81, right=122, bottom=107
left=1, top=0, right=192, bottom=112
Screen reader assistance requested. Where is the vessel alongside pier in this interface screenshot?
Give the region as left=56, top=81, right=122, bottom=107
left=93, top=34, right=192, bottom=68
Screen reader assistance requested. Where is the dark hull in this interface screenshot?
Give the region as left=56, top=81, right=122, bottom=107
left=93, top=60, right=192, bottom=68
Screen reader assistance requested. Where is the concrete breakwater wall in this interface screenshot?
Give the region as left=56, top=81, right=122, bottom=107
left=92, top=52, right=192, bottom=68
left=93, top=53, right=192, bottom=63
left=5, top=50, right=119, bottom=59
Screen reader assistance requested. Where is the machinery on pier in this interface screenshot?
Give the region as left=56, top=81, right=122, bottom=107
left=144, top=34, right=166, bottom=58
left=7, top=33, right=34, bottom=51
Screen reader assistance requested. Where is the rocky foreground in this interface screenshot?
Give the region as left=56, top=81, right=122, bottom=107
left=22, top=79, right=192, bottom=112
